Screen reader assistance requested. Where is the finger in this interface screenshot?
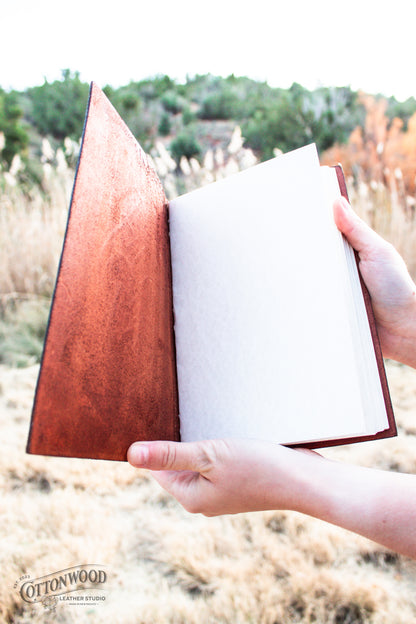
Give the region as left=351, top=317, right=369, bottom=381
left=127, top=440, right=212, bottom=472
left=333, top=197, right=382, bottom=255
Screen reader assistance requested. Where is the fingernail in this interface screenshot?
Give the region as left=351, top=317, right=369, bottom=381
left=128, top=442, right=149, bottom=466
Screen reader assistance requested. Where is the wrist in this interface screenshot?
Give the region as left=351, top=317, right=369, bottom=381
left=381, top=292, right=416, bottom=368
left=266, top=448, right=333, bottom=515
left=273, top=451, right=369, bottom=525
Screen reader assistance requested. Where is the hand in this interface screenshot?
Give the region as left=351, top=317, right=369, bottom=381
left=128, top=438, right=416, bottom=558
left=333, top=197, right=416, bottom=367
left=127, top=438, right=317, bottom=516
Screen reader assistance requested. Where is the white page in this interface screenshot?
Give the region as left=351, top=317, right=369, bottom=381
left=169, top=144, right=369, bottom=444
left=320, top=166, right=388, bottom=433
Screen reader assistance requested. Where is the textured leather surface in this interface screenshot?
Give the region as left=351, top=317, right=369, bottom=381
left=27, top=84, right=179, bottom=461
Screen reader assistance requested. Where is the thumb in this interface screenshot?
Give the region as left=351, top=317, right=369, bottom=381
left=333, top=196, right=383, bottom=257
left=127, top=440, right=210, bottom=472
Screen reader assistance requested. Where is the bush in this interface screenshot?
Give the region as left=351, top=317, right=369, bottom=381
left=170, top=131, right=201, bottom=163
left=243, top=85, right=363, bottom=159
left=0, top=298, right=50, bottom=367
left=182, top=107, right=196, bottom=125
left=242, top=94, right=317, bottom=159
left=199, top=88, right=243, bottom=120
left=158, top=113, right=171, bottom=136
left=0, top=90, right=29, bottom=165
left=27, top=69, right=90, bottom=141
left=161, top=90, right=185, bottom=114
left=386, top=95, right=416, bottom=128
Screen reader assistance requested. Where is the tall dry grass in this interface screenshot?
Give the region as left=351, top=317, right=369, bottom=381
left=321, top=93, right=416, bottom=276
left=0, top=139, right=74, bottom=365
left=0, top=139, right=74, bottom=299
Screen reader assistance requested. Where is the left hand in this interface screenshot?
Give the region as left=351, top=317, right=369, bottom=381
left=128, top=438, right=416, bottom=558
left=127, top=438, right=315, bottom=516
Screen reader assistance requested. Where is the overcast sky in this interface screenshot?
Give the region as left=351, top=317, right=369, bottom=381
left=2, top=0, right=415, bottom=101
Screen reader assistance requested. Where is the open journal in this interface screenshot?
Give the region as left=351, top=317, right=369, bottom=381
left=26, top=83, right=395, bottom=461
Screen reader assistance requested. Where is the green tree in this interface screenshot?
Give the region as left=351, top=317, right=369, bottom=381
left=243, top=85, right=362, bottom=159
left=0, top=89, right=29, bottom=165
left=243, top=92, right=317, bottom=159
left=28, top=70, right=90, bottom=140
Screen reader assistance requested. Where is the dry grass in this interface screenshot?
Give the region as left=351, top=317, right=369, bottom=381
left=0, top=361, right=415, bottom=623
left=345, top=180, right=416, bottom=278
left=321, top=93, right=416, bottom=277
left=0, top=144, right=71, bottom=299
left=0, top=142, right=73, bottom=366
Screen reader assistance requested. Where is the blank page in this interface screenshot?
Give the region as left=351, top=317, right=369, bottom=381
left=169, top=144, right=378, bottom=444
left=320, top=166, right=388, bottom=434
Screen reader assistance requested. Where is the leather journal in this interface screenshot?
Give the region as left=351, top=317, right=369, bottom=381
left=27, top=84, right=396, bottom=461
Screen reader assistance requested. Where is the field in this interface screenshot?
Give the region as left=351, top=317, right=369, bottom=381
left=1, top=98, right=416, bottom=622
left=1, top=361, right=416, bottom=623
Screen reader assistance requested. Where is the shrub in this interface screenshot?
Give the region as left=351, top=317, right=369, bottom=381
left=199, top=88, right=242, bottom=120
left=0, top=90, right=29, bottom=165
left=158, top=113, right=171, bottom=136
left=0, top=297, right=50, bottom=367
left=242, top=95, right=317, bottom=159
left=161, top=90, right=185, bottom=114
left=27, top=69, right=90, bottom=141
left=386, top=95, right=416, bottom=128
left=170, top=131, right=201, bottom=163
left=243, top=85, right=363, bottom=159
left=182, top=107, right=196, bottom=126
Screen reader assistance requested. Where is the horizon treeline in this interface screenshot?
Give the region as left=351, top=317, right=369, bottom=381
left=1, top=69, right=416, bottom=174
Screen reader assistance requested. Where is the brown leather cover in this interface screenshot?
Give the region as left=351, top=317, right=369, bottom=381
left=27, top=83, right=179, bottom=460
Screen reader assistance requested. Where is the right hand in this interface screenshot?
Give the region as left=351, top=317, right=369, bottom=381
left=333, top=197, right=416, bottom=368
